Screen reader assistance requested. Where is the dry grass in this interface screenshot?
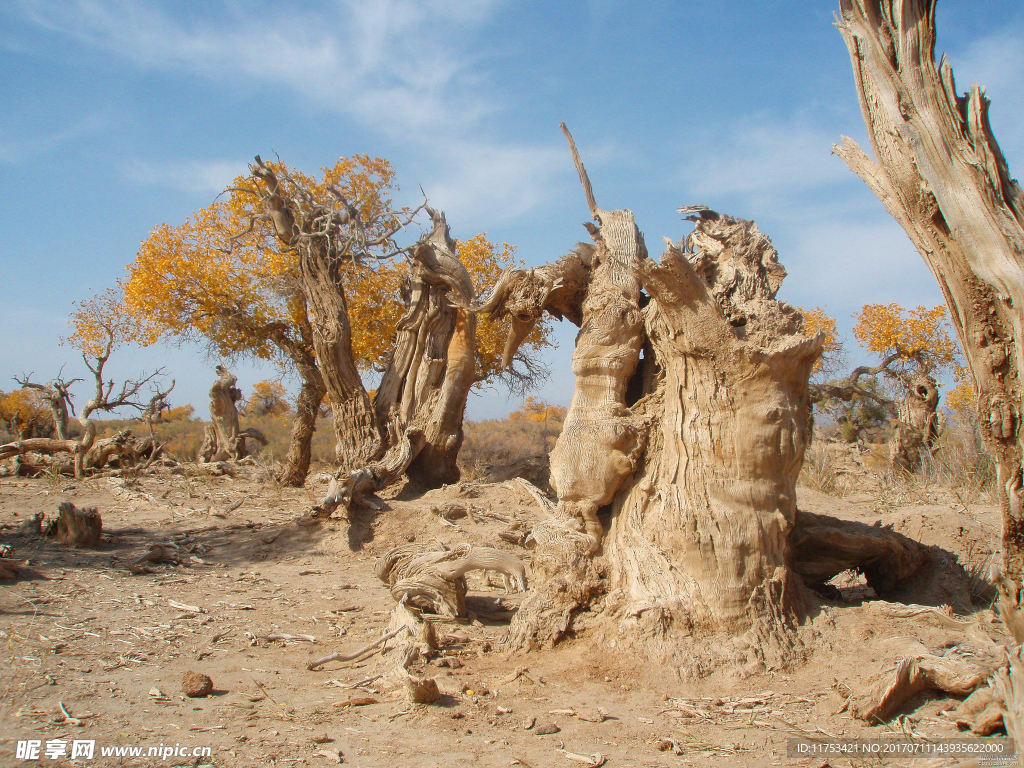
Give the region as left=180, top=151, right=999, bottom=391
left=459, top=415, right=563, bottom=485
left=799, top=441, right=857, bottom=497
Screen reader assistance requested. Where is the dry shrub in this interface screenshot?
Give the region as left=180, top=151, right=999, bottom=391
left=916, top=415, right=996, bottom=500
left=459, top=415, right=563, bottom=485
left=799, top=440, right=856, bottom=497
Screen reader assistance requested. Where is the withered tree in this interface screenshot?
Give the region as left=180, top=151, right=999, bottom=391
left=835, top=0, right=1024, bottom=575
left=248, top=158, right=479, bottom=507
left=197, top=366, right=268, bottom=462
left=476, top=126, right=822, bottom=664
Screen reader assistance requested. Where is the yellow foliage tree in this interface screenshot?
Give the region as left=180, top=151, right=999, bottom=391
left=0, top=388, right=51, bottom=438
left=125, top=156, right=551, bottom=485
left=509, top=396, right=567, bottom=424
left=853, top=303, right=962, bottom=378
left=163, top=404, right=195, bottom=422
left=800, top=306, right=844, bottom=377
left=243, top=380, right=291, bottom=418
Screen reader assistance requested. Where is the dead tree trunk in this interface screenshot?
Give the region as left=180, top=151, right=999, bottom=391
left=207, top=365, right=244, bottom=461
left=481, top=128, right=821, bottom=665
left=836, top=0, right=1024, bottom=575
left=891, top=373, right=940, bottom=472
left=374, top=207, right=478, bottom=488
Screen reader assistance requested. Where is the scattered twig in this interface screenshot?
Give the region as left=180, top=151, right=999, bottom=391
left=58, top=701, right=82, bottom=727
left=262, top=633, right=317, bottom=643
left=307, top=626, right=408, bottom=670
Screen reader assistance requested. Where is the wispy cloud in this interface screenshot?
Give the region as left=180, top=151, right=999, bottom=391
left=12, top=0, right=501, bottom=136
left=682, top=113, right=853, bottom=204
left=0, top=113, right=108, bottom=164
left=10, top=0, right=573, bottom=222
left=121, top=158, right=247, bottom=196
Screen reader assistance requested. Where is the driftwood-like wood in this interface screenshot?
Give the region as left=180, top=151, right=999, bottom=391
left=836, top=0, right=1024, bottom=576
left=51, top=502, right=102, bottom=547
left=788, top=509, right=930, bottom=596
left=849, top=643, right=992, bottom=724
left=375, top=542, right=526, bottom=617
left=487, top=126, right=821, bottom=656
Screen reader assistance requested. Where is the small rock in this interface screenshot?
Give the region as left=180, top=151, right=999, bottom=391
left=534, top=722, right=560, bottom=735
left=406, top=676, right=441, bottom=704
left=522, top=716, right=536, bottom=730
left=311, top=734, right=332, bottom=744
left=182, top=671, right=213, bottom=698
left=576, top=707, right=608, bottom=723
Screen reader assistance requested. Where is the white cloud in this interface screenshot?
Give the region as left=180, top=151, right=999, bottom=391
left=682, top=113, right=852, bottom=202
left=425, top=140, right=569, bottom=227
left=12, top=0, right=501, bottom=136
left=121, top=158, right=247, bottom=195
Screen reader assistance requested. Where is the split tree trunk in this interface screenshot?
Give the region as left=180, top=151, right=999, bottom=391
left=483, top=129, right=821, bottom=664
left=836, top=0, right=1024, bottom=575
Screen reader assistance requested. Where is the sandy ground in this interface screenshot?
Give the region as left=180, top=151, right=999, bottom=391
left=0, top=458, right=1008, bottom=767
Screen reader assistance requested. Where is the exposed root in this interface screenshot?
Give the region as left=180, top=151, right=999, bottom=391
left=505, top=518, right=603, bottom=652
left=317, top=426, right=425, bottom=517
left=375, top=542, right=526, bottom=617
left=788, top=509, right=931, bottom=597
left=307, top=626, right=409, bottom=670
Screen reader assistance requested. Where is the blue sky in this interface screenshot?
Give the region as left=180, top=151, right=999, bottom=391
left=1, top=0, right=1023, bottom=420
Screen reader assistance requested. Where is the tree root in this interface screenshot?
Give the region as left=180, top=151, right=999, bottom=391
left=375, top=542, right=526, bottom=617
left=316, top=426, right=425, bottom=517
left=788, top=509, right=930, bottom=597
left=505, top=518, right=603, bottom=652
left=307, top=626, right=409, bottom=670
left=848, top=643, right=994, bottom=724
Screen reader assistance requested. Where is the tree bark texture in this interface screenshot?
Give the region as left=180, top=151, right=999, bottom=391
left=836, top=0, right=1024, bottom=576
left=251, top=159, right=478, bottom=504
left=890, top=373, right=940, bottom=472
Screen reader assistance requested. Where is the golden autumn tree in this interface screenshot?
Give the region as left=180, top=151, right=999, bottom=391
left=126, top=156, right=550, bottom=487
left=0, top=388, right=51, bottom=439
left=243, top=380, right=291, bottom=418
left=852, top=303, right=965, bottom=470
left=800, top=306, right=844, bottom=379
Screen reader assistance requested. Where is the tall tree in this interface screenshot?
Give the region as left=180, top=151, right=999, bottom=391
left=835, top=0, right=1024, bottom=574
left=127, top=156, right=549, bottom=487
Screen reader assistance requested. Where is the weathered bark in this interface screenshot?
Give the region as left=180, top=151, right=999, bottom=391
left=201, top=366, right=267, bottom=462
left=375, top=207, right=478, bottom=488
left=836, top=0, right=1024, bottom=576
left=278, top=359, right=326, bottom=486
left=208, top=365, right=244, bottom=461
left=250, top=158, right=479, bottom=507
left=375, top=542, right=526, bottom=617
left=495, top=127, right=822, bottom=660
